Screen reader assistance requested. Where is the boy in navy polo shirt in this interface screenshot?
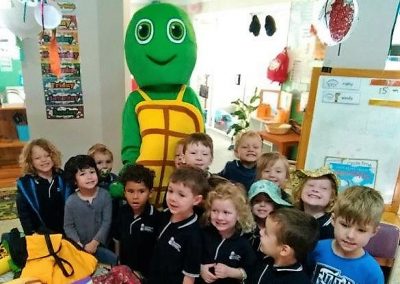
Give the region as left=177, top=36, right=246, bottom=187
left=218, top=130, right=263, bottom=192
left=149, top=166, right=209, bottom=284
left=113, top=164, right=160, bottom=280
left=248, top=208, right=319, bottom=284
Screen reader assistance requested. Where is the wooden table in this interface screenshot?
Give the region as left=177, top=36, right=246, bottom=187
left=259, top=130, right=300, bottom=157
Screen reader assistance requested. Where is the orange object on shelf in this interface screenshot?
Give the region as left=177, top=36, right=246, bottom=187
left=257, top=103, right=271, bottom=120
left=275, top=108, right=289, bottom=123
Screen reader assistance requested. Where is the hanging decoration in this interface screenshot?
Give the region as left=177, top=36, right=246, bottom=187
left=314, top=0, right=359, bottom=46
left=39, top=0, right=84, bottom=119
left=48, top=29, right=61, bottom=77
left=16, top=0, right=38, bottom=7
left=1, top=0, right=41, bottom=39
left=34, top=1, right=62, bottom=30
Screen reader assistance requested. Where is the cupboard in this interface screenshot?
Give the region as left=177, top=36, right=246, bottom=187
left=0, top=104, right=26, bottom=187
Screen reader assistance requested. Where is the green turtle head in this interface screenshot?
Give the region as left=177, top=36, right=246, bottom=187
left=124, top=3, right=197, bottom=88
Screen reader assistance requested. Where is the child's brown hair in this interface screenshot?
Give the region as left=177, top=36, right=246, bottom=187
left=169, top=166, right=209, bottom=196
left=234, top=130, right=262, bottom=151
left=19, top=138, right=62, bottom=175
left=256, top=152, right=290, bottom=180
left=268, top=208, right=319, bottom=261
left=183, top=132, right=214, bottom=158
left=87, top=143, right=113, bottom=161
left=333, top=186, right=384, bottom=228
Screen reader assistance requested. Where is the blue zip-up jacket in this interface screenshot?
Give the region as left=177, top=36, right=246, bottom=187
left=16, top=170, right=71, bottom=235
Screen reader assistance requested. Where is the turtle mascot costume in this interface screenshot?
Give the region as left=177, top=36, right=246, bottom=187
left=122, top=2, right=204, bottom=207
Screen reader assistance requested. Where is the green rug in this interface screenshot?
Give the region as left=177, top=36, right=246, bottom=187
left=0, top=187, right=17, bottom=221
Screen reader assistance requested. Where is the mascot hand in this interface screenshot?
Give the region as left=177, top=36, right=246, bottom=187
left=109, top=181, right=124, bottom=199
left=109, top=163, right=133, bottom=198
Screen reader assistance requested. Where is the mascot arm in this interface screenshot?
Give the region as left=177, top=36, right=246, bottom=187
left=184, top=87, right=205, bottom=123
left=121, top=92, right=142, bottom=164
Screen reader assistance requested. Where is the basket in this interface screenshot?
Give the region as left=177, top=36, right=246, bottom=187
left=265, top=123, right=291, bottom=135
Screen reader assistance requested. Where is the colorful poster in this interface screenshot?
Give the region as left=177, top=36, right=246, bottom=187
left=324, top=156, right=378, bottom=192
left=39, top=1, right=84, bottom=119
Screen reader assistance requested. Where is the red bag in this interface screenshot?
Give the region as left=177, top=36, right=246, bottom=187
left=92, top=265, right=142, bottom=284
left=267, top=47, right=289, bottom=84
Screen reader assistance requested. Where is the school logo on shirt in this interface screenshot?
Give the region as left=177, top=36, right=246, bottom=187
left=228, top=251, right=241, bottom=261
left=140, top=223, right=154, bottom=233
left=168, top=237, right=181, bottom=252
left=312, top=263, right=354, bottom=284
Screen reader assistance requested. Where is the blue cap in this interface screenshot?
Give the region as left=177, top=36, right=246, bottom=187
left=248, top=180, right=292, bottom=207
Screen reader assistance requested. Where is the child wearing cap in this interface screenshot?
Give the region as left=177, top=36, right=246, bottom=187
left=248, top=208, right=319, bottom=284
left=246, top=180, right=292, bottom=260
left=291, top=167, right=339, bottom=240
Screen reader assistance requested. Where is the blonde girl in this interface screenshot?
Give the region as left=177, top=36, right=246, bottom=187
left=256, top=152, right=292, bottom=203
left=17, top=138, right=71, bottom=235
left=200, top=183, right=256, bottom=283
left=291, top=167, right=339, bottom=240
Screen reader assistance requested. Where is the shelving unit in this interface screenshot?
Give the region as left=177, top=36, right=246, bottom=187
left=0, top=104, right=26, bottom=187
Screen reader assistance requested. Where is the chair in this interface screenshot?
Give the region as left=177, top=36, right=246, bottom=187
left=364, top=222, right=400, bottom=268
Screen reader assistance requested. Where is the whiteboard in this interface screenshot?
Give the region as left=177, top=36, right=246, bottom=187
left=298, top=68, right=400, bottom=210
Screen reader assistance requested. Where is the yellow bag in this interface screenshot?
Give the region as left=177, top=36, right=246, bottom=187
left=21, top=234, right=97, bottom=283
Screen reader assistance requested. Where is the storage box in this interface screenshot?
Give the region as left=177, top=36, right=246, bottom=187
left=16, top=125, right=30, bottom=142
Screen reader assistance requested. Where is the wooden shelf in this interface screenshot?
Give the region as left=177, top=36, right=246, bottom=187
left=0, top=105, right=27, bottom=169
left=0, top=104, right=26, bottom=111
left=0, top=164, right=21, bottom=188
left=0, top=140, right=26, bottom=149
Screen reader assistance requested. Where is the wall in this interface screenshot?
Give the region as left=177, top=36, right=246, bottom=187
left=21, top=0, right=127, bottom=169
left=191, top=1, right=291, bottom=129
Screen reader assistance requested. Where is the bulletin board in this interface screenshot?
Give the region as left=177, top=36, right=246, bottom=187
left=297, top=68, right=400, bottom=212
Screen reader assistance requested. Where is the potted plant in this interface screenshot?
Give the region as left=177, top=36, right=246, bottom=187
left=226, top=88, right=260, bottom=149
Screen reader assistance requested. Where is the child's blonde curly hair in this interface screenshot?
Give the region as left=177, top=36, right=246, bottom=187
left=19, top=138, right=62, bottom=175
left=204, top=182, right=255, bottom=233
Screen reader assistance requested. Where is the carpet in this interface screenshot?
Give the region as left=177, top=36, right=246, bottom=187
left=0, top=187, right=17, bottom=221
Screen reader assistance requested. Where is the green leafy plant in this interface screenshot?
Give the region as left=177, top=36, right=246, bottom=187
left=226, top=88, right=260, bottom=149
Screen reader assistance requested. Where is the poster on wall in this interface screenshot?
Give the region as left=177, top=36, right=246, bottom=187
left=39, top=0, right=84, bottom=119
left=324, top=156, right=377, bottom=192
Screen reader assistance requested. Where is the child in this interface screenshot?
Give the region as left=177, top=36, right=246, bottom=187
left=182, top=132, right=228, bottom=199
left=16, top=138, right=71, bottom=235
left=114, top=164, right=160, bottom=280
left=199, top=182, right=256, bottom=284
left=88, top=143, right=120, bottom=248
left=310, top=186, right=384, bottom=284
left=87, top=143, right=117, bottom=190
left=183, top=132, right=214, bottom=173
left=63, top=155, right=117, bottom=265
left=256, top=152, right=291, bottom=202
left=149, top=166, right=208, bottom=284
left=218, top=130, right=263, bottom=191
left=174, top=138, right=185, bottom=169
left=246, top=180, right=292, bottom=259
left=292, top=167, right=339, bottom=240
left=249, top=208, right=319, bottom=284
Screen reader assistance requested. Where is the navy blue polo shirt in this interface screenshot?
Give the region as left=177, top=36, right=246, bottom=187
left=149, top=211, right=202, bottom=284
left=200, top=225, right=256, bottom=284
left=218, top=160, right=256, bottom=192
left=114, top=203, right=160, bottom=278
left=248, top=256, right=311, bottom=284
left=317, top=212, right=334, bottom=240
left=244, top=226, right=265, bottom=261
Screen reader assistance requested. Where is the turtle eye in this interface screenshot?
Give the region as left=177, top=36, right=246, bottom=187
left=135, top=19, right=153, bottom=44
left=167, top=18, right=186, bottom=43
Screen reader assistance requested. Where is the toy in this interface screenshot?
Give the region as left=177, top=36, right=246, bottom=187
left=122, top=2, right=204, bottom=207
